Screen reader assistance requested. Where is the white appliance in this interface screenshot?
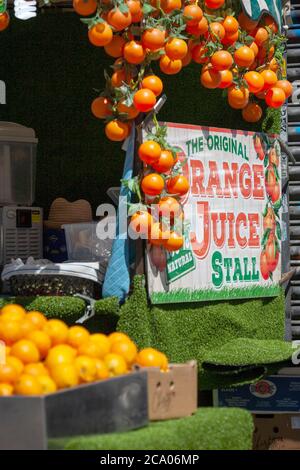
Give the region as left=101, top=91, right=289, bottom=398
left=0, top=206, right=43, bottom=267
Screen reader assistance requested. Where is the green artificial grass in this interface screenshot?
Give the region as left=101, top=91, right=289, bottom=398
left=151, top=285, right=281, bottom=304
left=117, top=276, right=286, bottom=390
left=202, top=338, right=294, bottom=367
left=0, top=296, right=120, bottom=333
left=0, top=13, right=280, bottom=215
left=48, top=407, right=254, bottom=451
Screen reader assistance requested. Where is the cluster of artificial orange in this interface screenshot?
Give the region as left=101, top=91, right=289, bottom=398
left=198, top=11, right=293, bottom=122
left=130, top=139, right=190, bottom=252
left=0, top=304, right=168, bottom=396
left=74, top=0, right=293, bottom=140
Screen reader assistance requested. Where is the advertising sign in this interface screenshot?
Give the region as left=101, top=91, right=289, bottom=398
left=146, top=123, right=282, bottom=304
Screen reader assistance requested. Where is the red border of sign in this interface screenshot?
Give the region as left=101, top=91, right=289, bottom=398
left=163, top=122, right=277, bottom=139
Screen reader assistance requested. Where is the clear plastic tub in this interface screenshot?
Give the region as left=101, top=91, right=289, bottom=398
left=0, top=122, right=38, bottom=206
left=63, top=220, right=115, bottom=262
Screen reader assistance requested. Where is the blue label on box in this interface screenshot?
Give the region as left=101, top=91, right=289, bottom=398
left=215, top=376, right=300, bottom=413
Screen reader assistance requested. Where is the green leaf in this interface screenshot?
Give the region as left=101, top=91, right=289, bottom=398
left=276, top=221, right=281, bottom=241
left=269, top=271, right=273, bottom=281
left=118, top=3, right=129, bottom=13
left=273, top=198, right=282, bottom=211
left=142, top=3, right=156, bottom=14
left=262, top=204, right=268, bottom=217
left=261, top=228, right=271, bottom=248
left=273, top=164, right=280, bottom=182
left=264, top=154, right=269, bottom=168
left=127, top=203, right=147, bottom=216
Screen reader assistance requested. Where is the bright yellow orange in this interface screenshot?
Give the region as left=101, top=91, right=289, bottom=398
left=43, top=319, right=69, bottom=346
left=95, top=359, right=110, bottom=380
left=23, top=362, right=49, bottom=377
left=14, top=374, right=42, bottom=395
left=109, top=332, right=132, bottom=345
left=90, top=334, right=111, bottom=356
left=74, top=355, right=97, bottom=383
left=0, top=320, right=23, bottom=345
left=67, top=325, right=90, bottom=349
left=20, top=318, right=38, bottom=337
left=6, top=356, right=24, bottom=376
left=0, top=383, right=13, bottom=396
left=104, top=353, right=128, bottom=376
left=50, top=364, right=79, bottom=389
left=26, top=330, right=52, bottom=359
left=25, top=311, right=47, bottom=330
left=0, top=304, right=26, bottom=322
left=11, top=340, right=40, bottom=364
left=0, top=363, right=19, bottom=384
left=136, top=347, right=166, bottom=369
left=46, top=344, right=77, bottom=370
left=111, top=340, right=137, bottom=366
left=36, top=375, right=57, bottom=394
left=78, top=339, right=107, bottom=359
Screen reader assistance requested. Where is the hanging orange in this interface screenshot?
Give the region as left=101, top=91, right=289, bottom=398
left=73, top=0, right=97, bottom=16
left=133, top=88, right=156, bottom=112
left=242, top=103, right=263, bottom=122
left=141, top=75, right=163, bottom=97
left=209, top=22, right=225, bottom=42
left=152, top=150, right=175, bottom=173
left=183, top=4, right=203, bottom=25
left=205, top=0, right=225, bottom=9
left=117, top=102, right=140, bottom=119
left=123, top=40, right=146, bottom=64
left=165, top=38, right=188, bottom=60
left=141, top=28, right=166, bottom=51
left=127, top=0, right=143, bottom=23
left=265, top=87, right=286, bottom=108
left=222, top=16, right=239, bottom=34
left=276, top=80, right=293, bottom=99
left=159, top=55, right=182, bottom=75
left=164, top=232, right=184, bottom=252
left=141, top=173, right=165, bottom=196
left=211, top=50, right=233, bottom=71
left=234, top=46, right=255, bottom=68
left=107, top=8, right=132, bottom=31
left=186, top=16, right=208, bottom=37
left=166, top=175, right=190, bottom=195
left=104, top=35, right=125, bottom=58
left=88, top=22, right=113, bottom=47
left=105, top=120, right=130, bottom=142
left=218, top=69, right=233, bottom=89
left=244, top=71, right=265, bottom=94
left=0, top=12, right=10, bottom=32
left=161, top=0, right=182, bottom=14
left=91, top=97, right=112, bottom=119
left=138, top=141, right=161, bottom=164
left=228, top=85, right=249, bottom=109
left=201, top=64, right=221, bottom=89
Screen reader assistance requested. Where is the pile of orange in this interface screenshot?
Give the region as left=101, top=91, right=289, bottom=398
left=70, top=0, right=292, bottom=139
left=0, top=304, right=169, bottom=396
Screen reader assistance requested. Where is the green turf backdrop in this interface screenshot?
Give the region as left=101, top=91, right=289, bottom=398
left=0, top=12, right=280, bottom=216
left=48, top=407, right=254, bottom=450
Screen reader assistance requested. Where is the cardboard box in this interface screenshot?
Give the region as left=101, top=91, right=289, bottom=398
left=253, top=414, right=300, bottom=450
left=214, top=376, right=300, bottom=413
left=140, top=361, right=198, bottom=421
left=0, top=371, right=148, bottom=450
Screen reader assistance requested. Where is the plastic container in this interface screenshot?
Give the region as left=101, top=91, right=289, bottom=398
left=63, top=219, right=115, bottom=262
left=0, top=122, right=38, bottom=206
